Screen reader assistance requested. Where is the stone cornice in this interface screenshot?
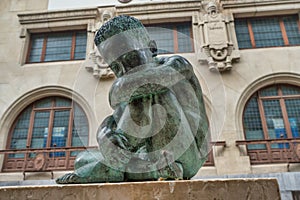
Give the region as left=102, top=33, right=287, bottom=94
left=18, top=1, right=202, bottom=25
left=222, top=0, right=300, bottom=12
left=222, top=0, right=300, bottom=8
left=18, top=8, right=98, bottom=25
left=116, top=0, right=202, bottom=15
left=17, top=0, right=300, bottom=25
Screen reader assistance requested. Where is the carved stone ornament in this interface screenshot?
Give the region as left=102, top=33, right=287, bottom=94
left=198, top=1, right=240, bottom=72
left=84, top=49, right=114, bottom=79
left=33, top=153, right=46, bottom=171
left=84, top=10, right=115, bottom=79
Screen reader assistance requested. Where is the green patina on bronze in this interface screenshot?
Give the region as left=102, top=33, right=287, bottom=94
left=94, top=15, right=150, bottom=47
left=56, top=15, right=210, bottom=184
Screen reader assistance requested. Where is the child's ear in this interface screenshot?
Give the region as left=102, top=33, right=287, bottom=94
left=148, top=40, right=157, bottom=57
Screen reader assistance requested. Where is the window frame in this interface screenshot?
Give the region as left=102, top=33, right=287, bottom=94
left=2, top=96, right=89, bottom=172
left=241, top=84, right=300, bottom=164
left=26, top=30, right=87, bottom=63
left=235, top=14, right=300, bottom=49
left=145, top=21, right=195, bottom=54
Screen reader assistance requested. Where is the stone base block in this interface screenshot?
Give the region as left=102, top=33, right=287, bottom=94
left=0, top=179, right=280, bottom=200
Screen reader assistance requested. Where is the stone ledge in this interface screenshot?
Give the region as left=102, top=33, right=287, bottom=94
left=0, top=179, right=280, bottom=200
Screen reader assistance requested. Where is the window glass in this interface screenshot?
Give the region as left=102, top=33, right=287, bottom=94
left=50, top=110, right=70, bottom=157
left=146, top=22, right=193, bottom=54
left=28, top=34, right=44, bottom=63
left=147, top=25, right=174, bottom=54
left=260, top=86, right=278, bottom=97
left=263, top=100, right=287, bottom=148
left=44, top=32, right=72, bottom=62
left=55, top=97, right=72, bottom=107
left=30, top=111, right=50, bottom=158
left=35, top=98, right=52, bottom=108
left=283, top=15, right=300, bottom=45
left=282, top=85, right=300, bottom=95
left=243, top=96, right=265, bottom=149
left=31, top=111, right=51, bottom=147
left=177, top=24, right=193, bottom=53
left=9, top=107, right=32, bottom=158
left=285, top=99, right=300, bottom=138
left=235, top=19, right=252, bottom=49
left=251, top=18, right=284, bottom=47
left=74, top=31, right=88, bottom=59
left=71, top=104, right=89, bottom=156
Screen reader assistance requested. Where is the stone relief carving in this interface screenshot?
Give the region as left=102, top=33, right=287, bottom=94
left=198, top=1, right=240, bottom=72
left=84, top=10, right=115, bottom=79
left=84, top=48, right=114, bottom=79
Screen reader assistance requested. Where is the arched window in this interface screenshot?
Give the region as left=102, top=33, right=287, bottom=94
left=243, top=84, right=300, bottom=164
left=3, top=96, right=89, bottom=172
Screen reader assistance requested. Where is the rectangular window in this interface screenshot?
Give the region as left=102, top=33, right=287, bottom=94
left=235, top=15, right=300, bottom=49
left=146, top=22, right=194, bottom=54
left=27, top=30, right=87, bottom=63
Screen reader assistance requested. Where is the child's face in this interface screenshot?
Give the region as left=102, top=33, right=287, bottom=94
left=97, top=31, right=150, bottom=77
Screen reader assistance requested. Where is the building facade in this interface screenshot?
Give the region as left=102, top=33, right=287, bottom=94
left=0, top=0, right=300, bottom=198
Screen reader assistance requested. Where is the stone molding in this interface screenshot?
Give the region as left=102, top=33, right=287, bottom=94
left=18, top=1, right=202, bottom=24
left=18, top=8, right=98, bottom=25
left=222, top=0, right=300, bottom=17
left=222, top=0, right=300, bottom=9
left=117, top=1, right=202, bottom=15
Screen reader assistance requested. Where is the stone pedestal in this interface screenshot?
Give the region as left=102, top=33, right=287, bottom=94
left=0, top=179, right=280, bottom=200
